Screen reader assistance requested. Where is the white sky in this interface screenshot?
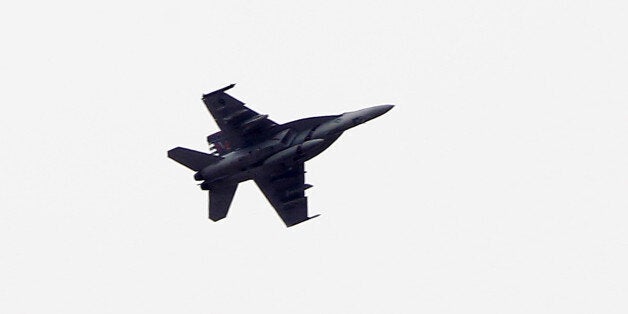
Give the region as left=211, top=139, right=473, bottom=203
left=1, top=1, right=627, bottom=313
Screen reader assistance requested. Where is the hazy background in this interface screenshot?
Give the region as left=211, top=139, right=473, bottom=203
left=1, top=1, right=627, bottom=313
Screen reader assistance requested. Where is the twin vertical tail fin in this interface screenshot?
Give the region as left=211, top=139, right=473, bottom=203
left=167, top=147, right=222, bottom=171
left=207, top=183, right=238, bottom=221
left=167, top=147, right=237, bottom=222
left=207, top=131, right=233, bottom=156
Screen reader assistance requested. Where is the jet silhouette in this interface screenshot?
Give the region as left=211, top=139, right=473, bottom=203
left=168, top=84, right=393, bottom=227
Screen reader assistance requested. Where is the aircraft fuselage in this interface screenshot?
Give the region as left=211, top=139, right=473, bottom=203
left=168, top=84, right=393, bottom=226
left=194, top=105, right=393, bottom=186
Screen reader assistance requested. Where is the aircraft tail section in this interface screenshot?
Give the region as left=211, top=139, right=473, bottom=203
left=207, top=131, right=234, bottom=156
left=208, top=183, right=238, bottom=221
left=167, top=147, right=222, bottom=171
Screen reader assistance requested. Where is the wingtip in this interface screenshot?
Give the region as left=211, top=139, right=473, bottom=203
left=166, top=147, right=180, bottom=158
left=202, top=83, right=236, bottom=98
left=286, top=214, right=321, bottom=227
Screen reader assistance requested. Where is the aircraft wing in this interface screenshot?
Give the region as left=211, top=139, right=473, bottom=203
left=254, top=163, right=319, bottom=227
left=202, top=84, right=277, bottom=148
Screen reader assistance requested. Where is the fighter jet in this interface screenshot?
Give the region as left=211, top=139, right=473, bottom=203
left=168, top=84, right=393, bottom=227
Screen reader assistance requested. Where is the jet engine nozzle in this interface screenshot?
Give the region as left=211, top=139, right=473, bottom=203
left=199, top=181, right=211, bottom=190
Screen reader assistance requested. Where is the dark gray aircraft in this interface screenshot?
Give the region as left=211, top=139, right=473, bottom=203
left=168, top=84, right=393, bottom=227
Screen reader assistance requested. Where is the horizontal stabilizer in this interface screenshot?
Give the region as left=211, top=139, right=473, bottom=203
left=167, top=147, right=222, bottom=171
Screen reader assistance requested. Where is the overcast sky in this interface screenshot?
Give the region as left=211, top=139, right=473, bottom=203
left=1, top=1, right=627, bottom=313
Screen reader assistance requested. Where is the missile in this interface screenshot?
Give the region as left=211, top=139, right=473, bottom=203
left=285, top=184, right=313, bottom=199
left=241, top=114, right=269, bottom=133
left=223, top=109, right=249, bottom=122
left=282, top=197, right=307, bottom=208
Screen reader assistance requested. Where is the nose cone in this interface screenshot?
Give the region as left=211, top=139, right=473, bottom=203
left=357, top=104, right=394, bottom=123
left=370, top=104, right=394, bottom=118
